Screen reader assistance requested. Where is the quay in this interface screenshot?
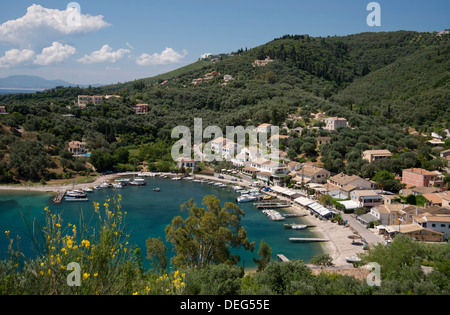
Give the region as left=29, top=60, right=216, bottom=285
left=277, top=254, right=290, bottom=262
left=52, top=191, right=66, bottom=204
left=282, top=213, right=307, bottom=218
left=254, top=202, right=291, bottom=209
left=289, top=238, right=330, bottom=243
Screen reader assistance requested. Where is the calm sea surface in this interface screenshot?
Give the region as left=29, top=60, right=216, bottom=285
left=0, top=177, right=324, bottom=269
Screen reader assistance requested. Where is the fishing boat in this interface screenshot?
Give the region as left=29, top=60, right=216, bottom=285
left=217, top=184, right=227, bottom=188
left=346, top=257, right=362, bottom=264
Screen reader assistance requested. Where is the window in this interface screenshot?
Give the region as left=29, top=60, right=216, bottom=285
left=441, top=224, right=446, bottom=228
left=432, top=224, right=436, bottom=228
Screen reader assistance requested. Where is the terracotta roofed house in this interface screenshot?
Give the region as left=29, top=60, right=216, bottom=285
left=293, top=164, right=330, bottom=185
left=68, top=141, right=87, bottom=156
left=132, top=104, right=149, bottom=115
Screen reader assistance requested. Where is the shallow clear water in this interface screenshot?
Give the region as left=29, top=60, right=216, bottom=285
left=0, top=177, right=324, bottom=269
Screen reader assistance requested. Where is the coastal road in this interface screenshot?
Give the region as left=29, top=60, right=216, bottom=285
left=342, top=213, right=384, bottom=246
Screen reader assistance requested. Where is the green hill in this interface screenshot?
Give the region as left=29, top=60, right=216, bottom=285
left=0, top=30, right=449, bottom=182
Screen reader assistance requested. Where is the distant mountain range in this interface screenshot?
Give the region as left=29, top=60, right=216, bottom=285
left=0, top=75, right=101, bottom=90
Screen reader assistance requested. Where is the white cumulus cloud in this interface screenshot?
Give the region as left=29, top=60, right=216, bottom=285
left=0, top=4, right=110, bottom=47
left=136, top=48, right=187, bottom=66
left=0, top=42, right=76, bottom=68
left=34, top=42, right=76, bottom=66
left=77, top=45, right=131, bottom=64
left=0, top=48, right=36, bottom=69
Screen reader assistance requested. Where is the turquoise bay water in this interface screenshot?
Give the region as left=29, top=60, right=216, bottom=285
left=0, top=177, right=324, bottom=269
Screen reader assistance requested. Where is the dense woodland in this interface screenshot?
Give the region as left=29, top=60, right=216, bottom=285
left=0, top=31, right=449, bottom=183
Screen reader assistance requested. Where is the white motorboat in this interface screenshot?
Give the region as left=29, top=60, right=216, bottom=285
left=171, top=177, right=181, bottom=181
left=262, top=210, right=285, bottom=221
left=113, top=183, right=123, bottom=189
left=65, top=190, right=86, bottom=198
left=82, top=187, right=93, bottom=193
left=129, top=178, right=146, bottom=186
left=153, top=188, right=161, bottom=192
left=237, top=195, right=257, bottom=203
left=100, top=182, right=111, bottom=188
left=346, top=257, right=362, bottom=264
left=291, top=225, right=308, bottom=230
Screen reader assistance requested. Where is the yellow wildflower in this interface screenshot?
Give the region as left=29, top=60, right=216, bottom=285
left=83, top=273, right=90, bottom=280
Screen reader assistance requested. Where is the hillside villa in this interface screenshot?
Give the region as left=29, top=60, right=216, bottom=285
left=324, top=117, right=348, bottom=131
left=252, top=57, right=274, bottom=67
left=362, top=149, right=393, bottom=163
left=77, top=95, right=103, bottom=107
left=68, top=141, right=88, bottom=156
left=257, top=123, right=273, bottom=134
left=132, top=104, right=149, bottom=115
left=0, top=106, right=8, bottom=114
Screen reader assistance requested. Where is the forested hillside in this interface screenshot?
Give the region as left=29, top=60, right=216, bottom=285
left=0, top=30, right=448, bottom=183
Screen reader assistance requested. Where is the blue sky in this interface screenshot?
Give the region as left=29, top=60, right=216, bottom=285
left=0, top=0, right=448, bottom=85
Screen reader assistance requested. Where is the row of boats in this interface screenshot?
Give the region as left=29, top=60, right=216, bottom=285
left=235, top=188, right=270, bottom=203
left=64, top=178, right=147, bottom=202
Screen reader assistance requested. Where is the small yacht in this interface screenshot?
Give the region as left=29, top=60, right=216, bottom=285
left=237, top=194, right=257, bottom=203
left=130, top=178, right=146, bottom=186
left=112, top=183, right=123, bottom=189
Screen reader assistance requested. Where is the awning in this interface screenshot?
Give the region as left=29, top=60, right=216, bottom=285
left=309, top=202, right=332, bottom=217
left=294, top=197, right=315, bottom=207
left=338, top=200, right=362, bottom=210
left=271, top=186, right=287, bottom=194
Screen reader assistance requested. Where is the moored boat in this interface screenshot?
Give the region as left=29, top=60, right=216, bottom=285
left=237, top=194, right=257, bottom=203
